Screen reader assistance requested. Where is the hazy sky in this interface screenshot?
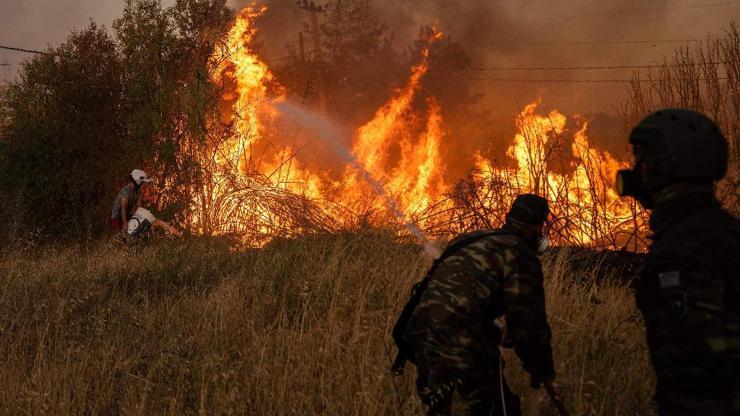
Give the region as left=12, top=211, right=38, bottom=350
left=1, top=0, right=738, bottom=114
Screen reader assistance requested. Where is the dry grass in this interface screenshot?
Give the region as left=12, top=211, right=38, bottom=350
left=0, top=233, right=654, bottom=415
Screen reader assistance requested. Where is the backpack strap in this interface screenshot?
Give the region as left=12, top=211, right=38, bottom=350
left=429, top=230, right=512, bottom=278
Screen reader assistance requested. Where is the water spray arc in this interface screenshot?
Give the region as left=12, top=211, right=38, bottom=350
left=276, top=101, right=443, bottom=259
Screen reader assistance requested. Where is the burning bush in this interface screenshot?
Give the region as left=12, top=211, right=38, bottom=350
left=1, top=1, right=734, bottom=250
left=182, top=6, right=647, bottom=250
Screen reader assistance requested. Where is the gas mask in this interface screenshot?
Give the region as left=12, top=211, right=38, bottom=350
left=616, top=167, right=651, bottom=207
left=616, top=148, right=657, bottom=209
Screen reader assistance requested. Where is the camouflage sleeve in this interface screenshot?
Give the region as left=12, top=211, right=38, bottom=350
left=500, top=245, right=554, bottom=378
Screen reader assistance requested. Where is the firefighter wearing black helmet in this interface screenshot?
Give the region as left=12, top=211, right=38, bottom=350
left=617, top=109, right=740, bottom=415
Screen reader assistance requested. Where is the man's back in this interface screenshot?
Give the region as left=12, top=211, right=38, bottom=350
left=638, top=192, right=740, bottom=415
left=397, top=194, right=556, bottom=416
left=406, top=230, right=552, bottom=370
left=639, top=194, right=739, bottom=344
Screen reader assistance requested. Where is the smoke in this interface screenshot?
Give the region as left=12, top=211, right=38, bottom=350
left=276, top=99, right=442, bottom=258
left=236, top=0, right=733, bottom=115
left=1, top=0, right=732, bottom=106
left=0, top=0, right=176, bottom=81
left=367, top=0, right=677, bottom=116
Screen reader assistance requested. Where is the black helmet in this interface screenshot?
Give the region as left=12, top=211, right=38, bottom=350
left=617, top=109, right=728, bottom=206
left=506, top=194, right=549, bottom=225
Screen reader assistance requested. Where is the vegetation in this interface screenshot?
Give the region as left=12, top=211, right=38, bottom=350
left=622, top=23, right=740, bottom=213
left=0, top=23, right=125, bottom=238
left=0, top=234, right=653, bottom=415
left=3, top=2, right=736, bottom=415
left=0, top=0, right=232, bottom=241
left=0, top=0, right=493, bottom=245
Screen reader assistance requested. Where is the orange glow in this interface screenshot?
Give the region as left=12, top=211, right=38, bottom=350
left=473, top=102, right=638, bottom=247
left=339, top=27, right=445, bottom=219
left=185, top=6, right=645, bottom=249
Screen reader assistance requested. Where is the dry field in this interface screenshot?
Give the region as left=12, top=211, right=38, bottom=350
left=0, top=232, right=654, bottom=415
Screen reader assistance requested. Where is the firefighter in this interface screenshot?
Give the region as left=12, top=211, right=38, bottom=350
left=400, top=194, right=556, bottom=416
left=616, top=109, right=740, bottom=415
left=111, top=169, right=153, bottom=235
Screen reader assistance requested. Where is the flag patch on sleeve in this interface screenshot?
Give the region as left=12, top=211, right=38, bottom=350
left=658, top=270, right=681, bottom=288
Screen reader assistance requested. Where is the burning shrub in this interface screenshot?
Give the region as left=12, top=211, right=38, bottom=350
left=186, top=8, right=647, bottom=250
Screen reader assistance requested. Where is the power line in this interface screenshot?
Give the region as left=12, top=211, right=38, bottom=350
left=469, top=78, right=632, bottom=83
left=1, top=39, right=294, bottom=67
left=519, top=1, right=740, bottom=22
left=468, top=77, right=729, bottom=84
left=0, top=44, right=49, bottom=55
left=480, top=39, right=714, bottom=47
left=468, top=61, right=729, bottom=71
left=2, top=40, right=293, bottom=64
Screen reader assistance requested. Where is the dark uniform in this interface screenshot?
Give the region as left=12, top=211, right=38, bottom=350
left=402, top=197, right=555, bottom=416
left=637, top=186, right=740, bottom=415
left=617, top=109, right=740, bottom=415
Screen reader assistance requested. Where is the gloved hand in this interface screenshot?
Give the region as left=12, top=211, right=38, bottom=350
left=529, top=368, right=555, bottom=389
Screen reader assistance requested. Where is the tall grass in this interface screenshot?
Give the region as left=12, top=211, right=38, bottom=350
left=0, top=233, right=653, bottom=415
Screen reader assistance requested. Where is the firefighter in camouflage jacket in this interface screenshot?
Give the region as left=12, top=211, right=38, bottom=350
left=404, top=194, right=556, bottom=416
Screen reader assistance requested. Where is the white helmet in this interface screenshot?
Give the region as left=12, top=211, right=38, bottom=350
left=131, top=169, right=153, bottom=186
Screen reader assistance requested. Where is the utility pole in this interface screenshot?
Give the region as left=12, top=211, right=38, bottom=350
left=296, top=0, right=327, bottom=114
left=0, top=59, right=9, bottom=82
left=298, top=31, right=306, bottom=64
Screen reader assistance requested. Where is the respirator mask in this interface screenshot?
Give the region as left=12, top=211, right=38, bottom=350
left=616, top=167, right=650, bottom=206
left=534, top=218, right=552, bottom=255
left=616, top=147, right=658, bottom=209
left=536, top=235, right=551, bottom=255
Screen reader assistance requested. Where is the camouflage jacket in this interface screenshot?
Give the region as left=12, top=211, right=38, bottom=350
left=405, top=228, right=554, bottom=377
left=637, top=190, right=740, bottom=380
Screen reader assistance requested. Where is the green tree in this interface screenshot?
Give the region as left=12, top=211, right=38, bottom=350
left=0, top=23, right=125, bottom=238
left=0, top=0, right=233, bottom=241
left=113, top=0, right=232, bottom=222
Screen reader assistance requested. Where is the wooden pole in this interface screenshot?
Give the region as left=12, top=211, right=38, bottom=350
left=297, top=0, right=327, bottom=114
left=298, top=31, right=306, bottom=63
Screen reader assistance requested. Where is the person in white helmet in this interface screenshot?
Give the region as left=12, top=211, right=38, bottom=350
left=111, top=169, right=153, bottom=235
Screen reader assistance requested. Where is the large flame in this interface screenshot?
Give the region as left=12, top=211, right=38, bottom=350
left=340, top=28, right=446, bottom=218
left=187, top=6, right=646, bottom=249
left=187, top=5, right=328, bottom=241
left=474, top=102, right=639, bottom=247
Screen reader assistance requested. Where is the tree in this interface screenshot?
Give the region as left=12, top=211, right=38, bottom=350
left=0, top=0, right=234, bottom=241
left=113, top=0, right=232, bottom=222
left=273, top=0, right=401, bottom=127
left=622, top=23, right=739, bottom=213
left=0, top=23, right=125, bottom=238
left=410, top=26, right=495, bottom=182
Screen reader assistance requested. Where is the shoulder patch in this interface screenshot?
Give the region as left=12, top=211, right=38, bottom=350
left=658, top=270, right=681, bottom=288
